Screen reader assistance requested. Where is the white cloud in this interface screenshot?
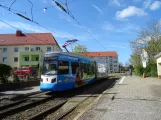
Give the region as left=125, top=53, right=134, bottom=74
left=102, top=22, right=140, bottom=33
left=0, top=22, right=11, bottom=29
left=0, top=21, right=48, bottom=33
left=102, top=22, right=114, bottom=31
left=59, top=14, right=72, bottom=22
left=116, top=6, right=147, bottom=20
left=143, top=0, right=152, bottom=8
left=116, top=24, right=140, bottom=33
left=133, top=0, right=141, bottom=2
left=40, top=0, right=48, bottom=4
left=0, top=21, right=94, bottom=41
left=106, top=44, right=127, bottom=48
left=92, top=4, right=103, bottom=13
left=108, top=0, right=121, bottom=7
left=150, top=1, right=161, bottom=10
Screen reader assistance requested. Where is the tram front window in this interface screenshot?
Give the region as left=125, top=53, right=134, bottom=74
left=43, top=63, right=57, bottom=75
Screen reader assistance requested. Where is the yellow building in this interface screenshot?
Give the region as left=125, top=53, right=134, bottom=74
left=0, top=30, right=62, bottom=68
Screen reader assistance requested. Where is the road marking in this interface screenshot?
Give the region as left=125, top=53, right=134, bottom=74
left=119, top=76, right=125, bottom=84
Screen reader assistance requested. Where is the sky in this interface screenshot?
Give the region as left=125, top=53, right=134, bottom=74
left=0, top=0, right=161, bottom=64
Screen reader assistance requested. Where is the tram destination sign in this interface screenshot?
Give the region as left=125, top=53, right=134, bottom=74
left=59, top=55, right=78, bottom=60
left=44, top=56, right=58, bottom=61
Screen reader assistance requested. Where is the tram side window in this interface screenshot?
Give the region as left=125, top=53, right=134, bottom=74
left=71, top=62, right=79, bottom=74
left=58, top=61, right=69, bottom=74
left=83, top=63, right=88, bottom=74
left=91, top=62, right=95, bottom=74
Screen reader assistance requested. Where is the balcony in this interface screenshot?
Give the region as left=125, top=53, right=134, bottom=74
left=19, top=51, right=42, bottom=56
left=19, top=51, right=43, bottom=67
left=20, top=61, right=41, bottom=66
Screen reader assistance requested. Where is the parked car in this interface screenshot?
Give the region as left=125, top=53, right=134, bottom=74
left=13, top=67, right=37, bottom=77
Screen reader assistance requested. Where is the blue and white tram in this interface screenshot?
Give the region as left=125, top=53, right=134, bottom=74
left=40, top=52, right=108, bottom=91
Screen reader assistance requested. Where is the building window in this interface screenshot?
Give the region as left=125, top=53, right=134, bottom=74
left=36, top=57, right=39, bottom=61
left=25, top=57, right=29, bottom=61
left=14, top=47, right=18, bottom=52
left=14, top=57, right=18, bottom=62
left=3, top=48, right=7, bottom=52
left=36, top=47, right=40, bottom=51
left=3, top=57, right=7, bottom=62
left=47, top=47, right=51, bottom=52
left=25, top=47, right=29, bottom=51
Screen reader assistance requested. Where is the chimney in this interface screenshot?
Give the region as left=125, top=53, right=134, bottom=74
left=16, top=30, right=23, bottom=36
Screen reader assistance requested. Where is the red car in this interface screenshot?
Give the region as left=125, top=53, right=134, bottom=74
left=14, top=67, right=36, bottom=76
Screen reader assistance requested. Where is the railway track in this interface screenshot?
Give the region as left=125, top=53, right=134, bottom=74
left=0, top=76, right=120, bottom=120
left=44, top=76, right=119, bottom=120
left=0, top=91, right=52, bottom=119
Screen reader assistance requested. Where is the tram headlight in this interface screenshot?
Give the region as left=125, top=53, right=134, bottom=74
left=51, top=78, right=56, bottom=83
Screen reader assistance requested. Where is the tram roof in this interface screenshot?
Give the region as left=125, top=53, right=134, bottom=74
left=45, top=51, right=90, bottom=58
left=45, top=52, right=106, bottom=63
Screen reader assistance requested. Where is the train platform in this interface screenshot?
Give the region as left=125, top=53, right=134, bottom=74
left=78, top=76, right=161, bottom=120
left=0, top=86, right=41, bottom=100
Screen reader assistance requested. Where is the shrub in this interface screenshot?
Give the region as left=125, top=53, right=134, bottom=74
left=12, top=73, right=19, bottom=82
left=134, top=60, right=157, bottom=77
left=144, top=61, right=157, bottom=77
left=0, top=64, right=12, bottom=83
left=134, top=65, right=144, bottom=76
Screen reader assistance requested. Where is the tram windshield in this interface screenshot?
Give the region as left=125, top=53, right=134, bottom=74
left=42, top=57, right=58, bottom=75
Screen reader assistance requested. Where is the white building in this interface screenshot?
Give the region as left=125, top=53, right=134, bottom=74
left=87, top=52, right=119, bottom=73
left=0, top=30, right=62, bottom=68
left=155, top=52, right=161, bottom=79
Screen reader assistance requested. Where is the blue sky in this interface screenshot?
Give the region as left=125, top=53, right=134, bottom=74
left=0, top=0, right=161, bottom=64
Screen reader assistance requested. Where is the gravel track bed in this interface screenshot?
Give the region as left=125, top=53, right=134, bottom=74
left=45, top=77, right=118, bottom=120
left=0, top=99, right=15, bottom=107
left=3, top=98, right=66, bottom=120
left=0, top=94, right=18, bottom=100
left=0, top=92, right=50, bottom=110
left=0, top=94, right=52, bottom=118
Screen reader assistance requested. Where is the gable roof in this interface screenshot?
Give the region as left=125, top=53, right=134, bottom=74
left=0, top=31, right=59, bottom=46
left=87, top=51, right=118, bottom=57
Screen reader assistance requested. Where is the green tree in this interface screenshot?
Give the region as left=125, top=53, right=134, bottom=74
left=129, top=52, right=141, bottom=67
left=129, top=20, right=161, bottom=76
left=73, top=44, right=88, bottom=56
left=0, top=64, right=12, bottom=83
left=130, top=20, right=161, bottom=59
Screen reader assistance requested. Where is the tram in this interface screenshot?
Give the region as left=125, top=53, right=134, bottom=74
left=40, top=52, right=107, bottom=91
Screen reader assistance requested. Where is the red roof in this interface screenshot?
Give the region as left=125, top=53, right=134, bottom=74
left=87, top=51, right=118, bottom=57
left=0, top=31, right=58, bottom=46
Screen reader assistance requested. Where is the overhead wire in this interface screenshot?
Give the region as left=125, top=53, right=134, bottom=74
left=0, top=2, right=90, bottom=52
left=0, top=19, right=60, bottom=45
left=9, top=0, right=16, bottom=11
left=0, top=4, right=72, bottom=40
left=53, top=0, right=106, bottom=50
left=27, top=0, right=33, bottom=21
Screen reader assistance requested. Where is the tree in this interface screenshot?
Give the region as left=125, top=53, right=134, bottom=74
left=129, top=52, right=141, bottom=67
left=129, top=20, right=161, bottom=76
left=0, top=64, right=12, bottom=83
left=130, top=20, right=161, bottom=59
left=73, top=44, right=88, bottom=56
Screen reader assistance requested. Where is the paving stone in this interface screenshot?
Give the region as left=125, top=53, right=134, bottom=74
left=79, top=76, right=161, bottom=120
